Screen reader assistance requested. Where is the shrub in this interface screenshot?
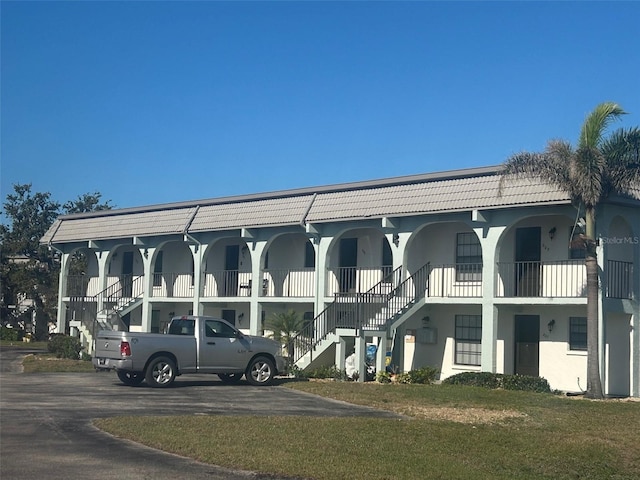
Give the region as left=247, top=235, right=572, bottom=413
left=376, top=371, right=392, bottom=383
left=407, top=366, right=439, bottom=385
left=442, top=371, right=552, bottom=393
left=298, top=365, right=347, bottom=380
left=1, top=326, right=21, bottom=342
left=502, top=374, right=551, bottom=393
left=48, top=334, right=83, bottom=359
left=395, top=372, right=412, bottom=384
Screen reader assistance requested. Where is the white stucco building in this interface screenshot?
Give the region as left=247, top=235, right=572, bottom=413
left=41, top=166, right=640, bottom=396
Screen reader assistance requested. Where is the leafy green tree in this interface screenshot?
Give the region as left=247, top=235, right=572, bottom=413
left=264, top=309, right=305, bottom=362
left=1, top=185, right=61, bottom=339
left=500, top=102, right=640, bottom=399
left=1, top=185, right=113, bottom=339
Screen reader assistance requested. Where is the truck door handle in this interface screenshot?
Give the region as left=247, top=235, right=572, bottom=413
left=207, top=342, right=216, bottom=345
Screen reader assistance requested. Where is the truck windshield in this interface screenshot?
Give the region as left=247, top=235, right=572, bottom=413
left=168, top=319, right=195, bottom=336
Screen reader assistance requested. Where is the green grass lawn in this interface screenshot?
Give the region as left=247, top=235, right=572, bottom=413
left=94, top=381, right=640, bottom=480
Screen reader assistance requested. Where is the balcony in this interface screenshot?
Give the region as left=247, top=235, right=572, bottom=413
left=496, top=260, right=586, bottom=298
left=152, top=273, right=195, bottom=298
left=200, top=270, right=250, bottom=297
left=427, top=264, right=482, bottom=298
left=262, top=268, right=315, bottom=297
left=326, top=267, right=393, bottom=296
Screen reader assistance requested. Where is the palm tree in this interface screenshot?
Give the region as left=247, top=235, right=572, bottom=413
left=500, top=102, right=640, bottom=399
left=264, top=309, right=305, bottom=363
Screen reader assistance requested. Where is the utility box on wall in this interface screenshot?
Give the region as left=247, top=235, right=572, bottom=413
left=416, top=327, right=437, bottom=344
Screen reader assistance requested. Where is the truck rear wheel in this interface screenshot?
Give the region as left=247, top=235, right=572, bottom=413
left=246, top=356, right=275, bottom=386
left=117, top=370, right=144, bottom=386
left=145, top=356, right=176, bottom=388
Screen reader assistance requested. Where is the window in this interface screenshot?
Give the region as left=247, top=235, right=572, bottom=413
left=455, top=314, right=482, bottom=365
left=304, top=242, right=315, bottom=268
left=456, top=233, right=482, bottom=281
left=168, top=318, right=195, bottom=336
left=205, top=319, right=237, bottom=338
left=153, top=251, right=163, bottom=287
left=569, top=317, right=587, bottom=351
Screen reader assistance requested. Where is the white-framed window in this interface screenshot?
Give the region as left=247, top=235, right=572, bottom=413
left=455, top=314, right=482, bottom=365
left=455, top=233, right=482, bottom=281
left=569, top=317, right=587, bottom=351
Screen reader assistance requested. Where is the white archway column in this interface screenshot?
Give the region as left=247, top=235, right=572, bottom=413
left=315, top=235, right=332, bottom=315
left=475, top=224, right=506, bottom=373
left=139, top=246, right=156, bottom=333
left=56, top=252, right=70, bottom=333
left=248, top=240, right=267, bottom=335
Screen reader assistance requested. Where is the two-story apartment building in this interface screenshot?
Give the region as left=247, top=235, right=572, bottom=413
left=41, top=165, right=640, bottom=397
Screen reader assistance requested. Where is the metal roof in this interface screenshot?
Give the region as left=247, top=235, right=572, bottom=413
left=41, top=165, right=637, bottom=245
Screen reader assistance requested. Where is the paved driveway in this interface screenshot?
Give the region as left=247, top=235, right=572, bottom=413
left=0, top=347, right=399, bottom=479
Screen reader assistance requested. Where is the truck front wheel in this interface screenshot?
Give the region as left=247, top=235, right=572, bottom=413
left=145, top=356, right=176, bottom=388
left=246, top=356, right=275, bottom=386
left=117, top=370, right=144, bottom=386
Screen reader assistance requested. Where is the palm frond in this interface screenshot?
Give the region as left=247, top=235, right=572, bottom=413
left=499, top=140, right=572, bottom=196
left=578, top=102, right=626, bottom=149
left=601, top=127, right=640, bottom=197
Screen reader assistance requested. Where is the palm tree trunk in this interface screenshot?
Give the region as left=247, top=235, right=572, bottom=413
left=584, top=208, right=603, bottom=399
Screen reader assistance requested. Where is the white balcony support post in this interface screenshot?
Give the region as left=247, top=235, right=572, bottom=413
left=315, top=236, right=332, bottom=314
left=56, top=251, right=70, bottom=333
left=187, top=243, right=204, bottom=316
left=96, top=251, right=110, bottom=314
left=140, top=247, right=156, bottom=332
left=475, top=225, right=505, bottom=373
left=335, top=336, right=346, bottom=371
left=376, top=335, right=388, bottom=374
left=355, top=333, right=366, bottom=383
left=249, top=240, right=267, bottom=335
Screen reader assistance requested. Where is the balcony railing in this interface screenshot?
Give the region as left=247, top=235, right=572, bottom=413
left=606, top=260, right=633, bottom=299
left=497, top=260, right=586, bottom=298
left=203, top=270, right=253, bottom=297
left=326, top=267, right=394, bottom=296
left=262, top=268, right=315, bottom=297
left=152, top=273, right=195, bottom=298
left=427, top=264, right=483, bottom=297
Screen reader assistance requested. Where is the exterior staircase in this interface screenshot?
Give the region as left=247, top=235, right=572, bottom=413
left=68, top=275, right=144, bottom=353
left=291, top=263, right=430, bottom=370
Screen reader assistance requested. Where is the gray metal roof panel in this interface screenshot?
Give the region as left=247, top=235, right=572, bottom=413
left=189, top=195, right=314, bottom=231
left=305, top=174, right=570, bottom=222
left=46, top=207, right=197, bottom=243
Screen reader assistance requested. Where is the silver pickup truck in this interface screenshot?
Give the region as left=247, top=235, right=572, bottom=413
left=93, top=315, right=286, bottom=387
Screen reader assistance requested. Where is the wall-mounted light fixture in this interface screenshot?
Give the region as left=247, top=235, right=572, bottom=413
left=237, top=312, right=245, bottom=324
left=547, top=319, right=555, bottom=332
left=392, top=233, right=400, bottom=246
left=548, top=227, right=557, bottom=240
left=168, top=311, right=175, bottom=319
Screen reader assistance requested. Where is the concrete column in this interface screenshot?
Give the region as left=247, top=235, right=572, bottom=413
left=96, top=251, right=110, bottom=314
left=376, top=335, right=388, bottom=374
left=355, top=334, right=366, bottom=383
left=475, top=225, right=505, bottom=373
left=188, top=243, right=205, bottom=317
left=249, top=240, right=267, bottom=335
left=335, top=336, right=346, bottom=371
left=140, top=247, right=156, bottom=332
left=56, top=252, right=70, bottom=333
left=315, top=236, right=332, bottom=315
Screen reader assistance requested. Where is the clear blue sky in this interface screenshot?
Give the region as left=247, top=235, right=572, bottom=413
left=2, top=1, right=639, bottom=212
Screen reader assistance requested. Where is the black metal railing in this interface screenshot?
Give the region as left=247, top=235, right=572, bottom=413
left=606, top=260, right=634, bottom=299
left=496, top=260, right=586, bottom=298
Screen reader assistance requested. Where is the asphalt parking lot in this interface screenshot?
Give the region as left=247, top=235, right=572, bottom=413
left=0, top=347, right=399, bottom=479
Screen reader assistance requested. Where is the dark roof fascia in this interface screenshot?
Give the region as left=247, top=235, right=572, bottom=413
left=54, top=165, right=504, bottom=221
